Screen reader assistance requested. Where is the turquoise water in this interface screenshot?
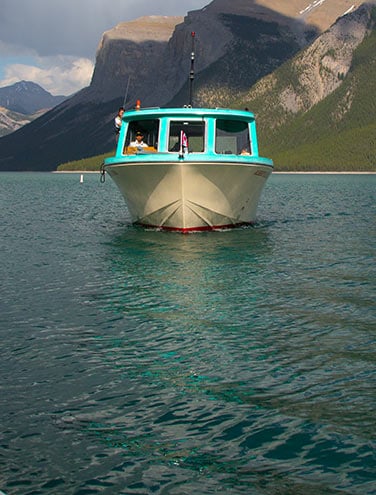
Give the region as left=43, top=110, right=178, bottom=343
left=0, top=172, right=375, bottom=495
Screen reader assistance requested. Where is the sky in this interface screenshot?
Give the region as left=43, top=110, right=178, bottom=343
left=0, top=0, right=209, bottom=96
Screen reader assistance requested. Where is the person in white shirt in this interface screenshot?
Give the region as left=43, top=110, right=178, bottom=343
left=130, top=131, right=148, bottom=148
left=114, top=107, right=124, bottom=141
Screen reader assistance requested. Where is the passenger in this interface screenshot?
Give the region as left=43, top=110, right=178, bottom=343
left=130, top=131, right=148, bottom=149
left=114, top=107, right=125, bottom=140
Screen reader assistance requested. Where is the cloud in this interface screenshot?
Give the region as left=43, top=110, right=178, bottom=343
left=0, top=0, right=208, bottom=94
left=0, top=56, right=94, bottom=95
left=0, top=0, right=208, bottom=59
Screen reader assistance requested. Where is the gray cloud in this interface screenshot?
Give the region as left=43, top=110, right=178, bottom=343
left=0, top=0, right=209, bottom=59
left=0, top=0, right=209, bottom=94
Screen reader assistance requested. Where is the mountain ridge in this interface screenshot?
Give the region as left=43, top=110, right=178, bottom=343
left=238, top=2, right=375, bottom=127
left=257, top=9, right=376, bottom=169
left=0, top=81, right=67, bottom=115
left=0, top=81, right=67, bottom=137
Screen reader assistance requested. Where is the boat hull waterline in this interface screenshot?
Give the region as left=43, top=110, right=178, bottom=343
left=106, top=160, right=272, bottom=232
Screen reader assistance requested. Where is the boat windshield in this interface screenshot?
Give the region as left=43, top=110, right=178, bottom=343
left=168, top=121, right=205, bottom=153
left=124, top=119, right=159, bottom=152
left=215, top=120, right=251, bottom=155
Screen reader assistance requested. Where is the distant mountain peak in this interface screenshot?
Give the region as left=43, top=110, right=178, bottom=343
left=13, top=80, right=48, bottom=93
left=0, top=81, right=67, bottom=115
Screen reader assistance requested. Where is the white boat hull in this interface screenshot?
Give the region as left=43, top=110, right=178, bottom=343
left=107, top=161, right=271, bottom=232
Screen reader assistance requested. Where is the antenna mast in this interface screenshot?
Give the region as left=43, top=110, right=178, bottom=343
left=123, top=76, right=131, bottom=107
left=188, top=32, right=195, bottom=107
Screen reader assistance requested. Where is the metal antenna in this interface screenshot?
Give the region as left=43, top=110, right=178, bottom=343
left=188, top=32, right=195, bottom=107
left=123, top=76, right=131, bottom=107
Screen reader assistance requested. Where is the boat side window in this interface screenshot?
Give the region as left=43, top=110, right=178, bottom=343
left=168, top=121, right=205, bottom=152
left=124, top=119, right=160, bottom=153
left=215, top=120, right=251, bottom=155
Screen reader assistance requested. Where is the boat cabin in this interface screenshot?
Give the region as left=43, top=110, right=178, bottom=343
left=115, top=107, right=260, bottom=158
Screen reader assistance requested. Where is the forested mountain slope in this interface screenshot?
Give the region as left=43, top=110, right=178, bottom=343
left=236, top=3, right=376, bottom=169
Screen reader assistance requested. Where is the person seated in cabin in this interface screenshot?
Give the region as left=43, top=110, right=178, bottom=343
left=114, top=107, right=125, bottom=141
left=130, top=131, right=148, bottom=150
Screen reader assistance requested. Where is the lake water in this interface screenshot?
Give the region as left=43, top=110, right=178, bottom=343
left=0, top=172, right=375, bottom=495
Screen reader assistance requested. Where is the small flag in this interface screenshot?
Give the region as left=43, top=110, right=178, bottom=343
left=181, top=130, right=188, bottom=152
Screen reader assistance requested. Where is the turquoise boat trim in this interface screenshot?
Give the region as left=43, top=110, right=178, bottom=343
left=104, top=155, right=273, bottom=166
left=104, top=107, right=273, bottom=168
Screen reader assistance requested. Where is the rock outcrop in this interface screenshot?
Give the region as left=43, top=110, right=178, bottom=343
left=241, top=1, right=375, bottom=130
left=0, top=107, right=35, bottom=137
left=87, top=16, right=183, bottom=103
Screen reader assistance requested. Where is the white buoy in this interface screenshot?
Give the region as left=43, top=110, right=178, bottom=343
left=80, top=174, right=84, bottom=183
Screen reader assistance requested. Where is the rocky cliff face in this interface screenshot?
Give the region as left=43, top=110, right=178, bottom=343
left=179, top=0, right=367, bottom=107
left=240, top=1, right=376, bottom=133
left=0, top=107, right=35, bottom=137
left=82, top=8, right=235, bottom=107
left=87, top=16, right=183, bottom=103
left=87, top=0, right=365, bottom=110
left=286, top=2, right=374, bottom=109
left=80, top=0, right=364, bottom=108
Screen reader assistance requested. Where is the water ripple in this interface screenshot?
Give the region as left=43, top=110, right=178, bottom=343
left=0, top=173, right=375, bottom=494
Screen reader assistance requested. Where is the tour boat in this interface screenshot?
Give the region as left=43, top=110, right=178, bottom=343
left=102, top=32, right=272, bottom=232
left=102, top=104, right=273, bottom=232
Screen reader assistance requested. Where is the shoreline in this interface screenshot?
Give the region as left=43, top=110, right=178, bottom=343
left=272, top=171, right=376, bottom=174
left=52, top=170, right=99, bottom=173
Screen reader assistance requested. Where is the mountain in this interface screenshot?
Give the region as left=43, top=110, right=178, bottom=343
left=236, top=2, right=376, bottom=169
left=89, top=15, right=183, bottom=104
left=88, top=0, right=364, bottom=109
left=0, top=0, right=371, bottom=171
left=168, top=0, right=363, bottom=106
left=0, top=81, right=67, bottom=115
left=0, top=81, right=67, bottom=137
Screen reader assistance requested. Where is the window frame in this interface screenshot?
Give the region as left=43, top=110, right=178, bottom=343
left=122, top=118, right=161, bottom=153
left=166, top=118, right=207, bottom=153
left=214, top=119, right=252, bottom=156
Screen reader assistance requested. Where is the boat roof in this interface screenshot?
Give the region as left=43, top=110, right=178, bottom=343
left=122, top=106, right=256, bottom=121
